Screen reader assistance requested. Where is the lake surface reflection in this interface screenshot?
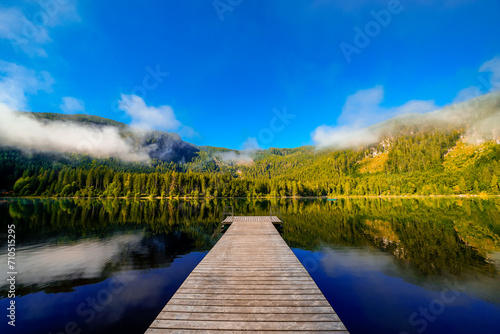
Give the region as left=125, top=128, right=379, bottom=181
left=1, top=197, right=499, bottom=334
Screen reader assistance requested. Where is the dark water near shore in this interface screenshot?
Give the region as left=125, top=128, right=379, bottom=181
left=1, top=197, right=500, bottom=334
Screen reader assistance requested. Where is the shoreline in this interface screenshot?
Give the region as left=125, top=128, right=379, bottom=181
left=1, top=194, right=499, bottom=200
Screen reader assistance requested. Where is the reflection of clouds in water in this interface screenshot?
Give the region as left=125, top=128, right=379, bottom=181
left=320, top=247, right=395, bottom=277
left=11, top=269, right=172, bottom=329
left=318, top=247, right=500, bottom=306
left=489, top=252, right=500, bottom=270
left=465, top=251, right=500, bottom=305
left=10, top=253, right=194, bottom=334
left=15, top=266, right=178, bottom=332
left=95, top=273, right=169, bottom=325
left=0, top=233, right=144, bottom=288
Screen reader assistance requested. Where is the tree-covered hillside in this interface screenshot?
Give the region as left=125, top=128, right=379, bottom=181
left=1, top=93, right=500, bottom=197
left=27, top=112, right=128, bottom=128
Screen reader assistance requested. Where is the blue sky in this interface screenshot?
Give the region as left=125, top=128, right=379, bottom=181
left=1, top=0, right=499, bottom=149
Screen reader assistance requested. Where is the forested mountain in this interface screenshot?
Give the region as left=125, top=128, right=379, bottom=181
left=26, top=111, right=200, bottom=164
left=28, top=112, right=128, bottom=128
left=1, top=93, right=500, bottom=197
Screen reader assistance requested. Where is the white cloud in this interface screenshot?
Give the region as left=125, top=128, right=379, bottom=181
left=241, top=137, right=261, bottom=151
left=312, top=125, right=379, bottom=148
left=0, top=1, right=79, bottom=57
left=118, top=94, right=198, bottom=138
left=43, top=0, right=81, bottom=27
left=338, top=85, right=385, bottom=127
left=313, top=54, right=500, bottom=149
left=479, top=56, right=500, bottom=91
left=339, top=86, right=437, bottom=127
left=313, top=86, right=437, bottom=148
left=0, top=60, right=53, bottom=110
left=216, top=151, right=255, bottom=164
left=453, top=86, right=478, bottom=104
left=451, top=55, right=500, bottom=103
left=0, top=67, right=150, bottom=162
left=215, top=137, right=260, bottom=164
left=60, top=96, right=84, bottom=113
left=394, top=99, right=438, bottom=116
left=0, top=103, right=150, bottom=161
left=0, top=7, right=50, bottom=57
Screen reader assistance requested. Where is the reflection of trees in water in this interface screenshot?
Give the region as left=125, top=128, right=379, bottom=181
left=1, top=197, right=499, bottom=290
left=0, top=230, right=205, bottom=297
left=0, top=199, right=228, bottom=297
left=279, top=197, right=500, bottom=279
left=1, top=198, right=226, bottom=244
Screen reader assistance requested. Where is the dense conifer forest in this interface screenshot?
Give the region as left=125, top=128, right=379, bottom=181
left=2, top=94, right=500, bottom=198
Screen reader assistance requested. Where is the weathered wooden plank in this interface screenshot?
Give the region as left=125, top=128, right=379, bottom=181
left=171, top=293, right=327, bottom=300
left=166, top=299, right=331, bottom=307
left=192, top=268, right=306, bottom=271
left=156, top=311, right=340, bottom=322
left=191, top=261, right=304, bottom=270
left=222, top=216, right=282, bottom=223
left=176, top=288, right=323, bottom=295
left=200, top=260, right=299, bottom=263
left=146, top=330, right=349, bottom=334
left=177, top=283, right=323, bottom=290
left=146, top=217, right=348, bottom=333
left=187, top=272, right=311, bottom=277
left=149, top=319, right=347, bottom=331
left=194, top=262, right=304, bottom=266
left=191, top=269, right=308, bottom=273
left=185, top=278, right=315, bottom=284
left=162, top=305, right=335, bottom=314
left=177, top=284, right=318, bottom=290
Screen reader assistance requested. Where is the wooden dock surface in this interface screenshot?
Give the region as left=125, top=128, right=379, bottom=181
left=146, top=216, right=349, bottom=333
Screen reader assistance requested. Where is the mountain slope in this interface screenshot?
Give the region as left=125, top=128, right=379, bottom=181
left=1, top=92, right=500, bottom=196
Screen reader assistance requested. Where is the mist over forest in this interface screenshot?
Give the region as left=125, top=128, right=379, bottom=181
left=1, top=92, right=499, bottom=198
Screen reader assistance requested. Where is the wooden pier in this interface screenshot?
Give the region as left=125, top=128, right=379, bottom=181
left=146, top=216, right=349, bottom=333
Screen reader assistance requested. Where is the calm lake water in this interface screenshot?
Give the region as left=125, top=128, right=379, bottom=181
left=1, top=198, right=500, bottom=334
